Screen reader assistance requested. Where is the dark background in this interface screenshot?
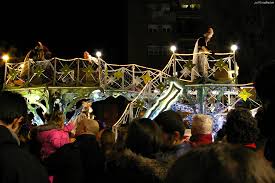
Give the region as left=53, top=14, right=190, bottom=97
left=1, top=0, right=275, bottom=83
left=0, top=1, right=127, bottom=62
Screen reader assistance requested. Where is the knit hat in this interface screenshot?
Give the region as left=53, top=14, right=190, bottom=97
left=191, top=114, right=213, bottom=135
left=154, top=110, right=185, bottom=136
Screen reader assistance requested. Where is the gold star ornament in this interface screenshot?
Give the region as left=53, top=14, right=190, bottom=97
left=238, top=89, right=252, bottom=101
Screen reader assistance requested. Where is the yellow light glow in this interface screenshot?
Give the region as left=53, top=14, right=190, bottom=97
left=2, top=54, right=10, bottom=62
left=231, top=44, right=238, bottom=52
left=170, top=45, right=177, bottom=53
left=96, top=51, right=102, bottom=58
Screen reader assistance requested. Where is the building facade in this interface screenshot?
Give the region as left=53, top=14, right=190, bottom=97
left=128, top=0, right=203, bottom=69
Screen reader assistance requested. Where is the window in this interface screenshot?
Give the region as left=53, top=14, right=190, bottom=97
left=181, top=4, right=189, bottom=8
left=147, top=45, right=160, bottom=56
left=190, top=4, right=200, bottom=9
left=148, top=24, right=159, bottom=32
left=162, top=24, right=172, bottom=32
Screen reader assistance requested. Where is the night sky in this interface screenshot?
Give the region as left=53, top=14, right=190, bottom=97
left=1, top=0, right=275, bottom=83
left=0, top=1, right=127, bottom=64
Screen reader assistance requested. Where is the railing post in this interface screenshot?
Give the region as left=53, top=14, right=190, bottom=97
left=121, top=68, right=125, bottom=89
left=76, top=59, right=80, bottom=86
left=53, top=58, right=56, bottom=86
left=104, top=62, right=107, bottom=88
left=2, top=62, right=7, bottom=89
left=98, top=58, right=102, bottom=87
left=129, top=104, right=134, bottom=122
left=132, top=65, right=135, bottom=86
left=172, top=54, right=177, bottom=77
left=27, top=60, right=30, bottom=82
left=228, top=57, right=232, bottom=71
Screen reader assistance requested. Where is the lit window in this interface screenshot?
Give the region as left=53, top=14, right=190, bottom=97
left=148, top=24, right=159, bottom=32
left=181, top=4, right=189, bottom=8
left=162, top=24, right=172, bottom=32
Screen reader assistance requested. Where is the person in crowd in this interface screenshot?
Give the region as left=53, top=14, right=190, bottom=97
left=44, top=118, right=104, bottom=183
left=35, top=110, right=76, bottom=160
left=106, top=118, right=170, bottom=183
left=191, top=27, right=214, bottom=82
left=154, top=110, right=192, bottom=161
left=190, top=114, right=213, bottom=147
left=98, top=128, right=116, bottom=157
left=224, top=108, right=259, bottom=151
left=255, top=61, right=275, bottom=167
left=165, top=143, right=275, bottom=183
left=0, top=91, right=48, bottom=183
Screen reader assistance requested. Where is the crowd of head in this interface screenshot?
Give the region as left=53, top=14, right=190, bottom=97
left=0, top=62, right=275, bottom=183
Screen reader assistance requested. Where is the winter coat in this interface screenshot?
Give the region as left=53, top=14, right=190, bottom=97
left=36, top=122, right=74, bottom=159
left=156, top=142, right=192, bottom=163
left=0, top=125, right=48, bottom=183
left=105, top=149, right=171, bottom=183
left=44, top=134, right=105, bottom=183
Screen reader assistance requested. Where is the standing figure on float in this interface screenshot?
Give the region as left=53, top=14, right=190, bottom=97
left=191, top=27, right=214, bottom=82
left=20, top=41, right=52, bottom=79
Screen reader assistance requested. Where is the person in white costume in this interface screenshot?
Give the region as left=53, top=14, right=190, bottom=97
left=191, top=27, right=214, bottom=82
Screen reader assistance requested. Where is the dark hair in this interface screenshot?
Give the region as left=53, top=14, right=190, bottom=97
left=0, top=91, right=28, bottom=125
left=154, top=110, right=185, bottom=136
left=166, top=143, right=275, bottom=183
left=126, top=118, right=163, bottom=158
left=225, top=108, right=259, bottom=144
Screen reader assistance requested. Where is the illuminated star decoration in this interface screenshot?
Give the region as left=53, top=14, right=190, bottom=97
left=34, top=66, right=45, bottom=77
left=215, top=59, right=228, bottom=71
left=157, top=83, right=166, bottom=92
left=180, top=67, right=191, bottom=78
left=184, top=60, right=196, bottom=71
left=83, top=65, right=94, bottom=75
left=141, top=72, right=152, bottom=84
left=61, top=64, right=71, bottom=75
left=133, top=76, right=142, bottom=86
left=238, top=89, right=252, bottom=102
left=135, top=99, right=144, bottom=108
left=114, top=70, right=124, bottom=80
left=9, top=69, right=19, bottom=80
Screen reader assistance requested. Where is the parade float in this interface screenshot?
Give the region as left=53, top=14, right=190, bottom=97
left=2, top=46, right=260, bottom=139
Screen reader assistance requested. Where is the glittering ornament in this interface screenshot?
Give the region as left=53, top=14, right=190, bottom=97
left=215, top=59, right=228, bottom=71
left=61, top=64, right=71, bottom=75
left=135, top=99, right=144, bottom=108
left=9, top=69, right=19, bottom=80
left=34, top=66, right=45, bottom=77
left=133, top=76, right=142, bottom=86
left=238, top=89, right=252, bottom=101
left=141, top=72, right=152, bottom=84
left=114, top=70, right=124, bottom=80
left=157, top=83, right=166, bottom=92
left=83, top=65, right=94, bottom=74
left=184, top=60, right=196, bottom=71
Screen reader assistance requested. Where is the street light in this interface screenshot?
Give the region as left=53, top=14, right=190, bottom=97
left=2, top=54, right=10, bottom=62
left=231, top=44, right=238, bottom=52
left=170, top=45, right=177, bottom=53
left=96, top=51, right=102, bottom=58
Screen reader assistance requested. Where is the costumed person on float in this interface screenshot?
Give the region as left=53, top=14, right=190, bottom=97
left=191, top=27, right=214, bottom=83
left=20, top=42, right=52, bottom=82
left=81, top=100, right=95, bottom=120
left=83, top=51, right=100, bottom=66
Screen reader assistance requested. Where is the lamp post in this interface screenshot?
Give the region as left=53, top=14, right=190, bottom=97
left=230, top=44, right=239, bottom=81
left=96, top=51, right=102, bottom=86
left=1, top=54, right=10, bottom=89
left=170, top=45, right=177, bottom=77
